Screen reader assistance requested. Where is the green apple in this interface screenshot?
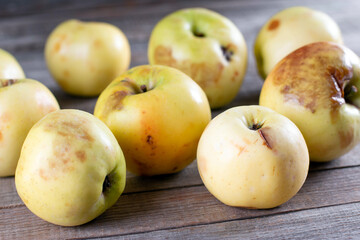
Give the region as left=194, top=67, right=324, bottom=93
left=94, top=65, right=211, bottom=176
left=254, top=6, right=343, bottom=79
left=0, top=79, right=59, bottom=177
left=0, top=48, right=25, bottom=79
left=45, top=19, right=131, bottom=96
left=15, top=109, right=126, bottom=226
left=260, top=42, right=360, bottom=162
left=197, top=106, right=309, bottom=209
left=148, top=8, right=247, bottom=109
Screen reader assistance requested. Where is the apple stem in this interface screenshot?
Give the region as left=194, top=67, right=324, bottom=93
left=249, top=123, right=262, bottom=130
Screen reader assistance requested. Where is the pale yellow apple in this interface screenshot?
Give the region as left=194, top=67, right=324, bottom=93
left=197, top=106, right=309, bottom=209
left=0, top=79, right=59, bottom=177
left=0, top=48, right=25, bottom=79
left=260, top=42, right=360, bottom=162
left=15, top=109, right=126, bottom=226
left=94, top=65, right=211, bottom=176
left=254, top=6, right=343, bottom=79
left=45, top=19, right=131, bottom=96
left=148, top=8, right=247, bottom=109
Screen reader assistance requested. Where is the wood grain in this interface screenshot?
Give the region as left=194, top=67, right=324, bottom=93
left=1, top=166, right=359, bottom=239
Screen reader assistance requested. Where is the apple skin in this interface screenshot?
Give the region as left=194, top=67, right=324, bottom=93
left=45, top=19, right=131, bottom=96
left=0, top=79, right=59, bottom=177
left=254, top=6, right=343, bottom=79
left=259, top=42, right=360, bottom=162
left=0, top=48, right=25, bottom=79
left=197, top=106, right=309, bottom=209
left=148, top=8, right=247, bottom=109
left=94, top=65, right=211, bottom=176
left=15, top=109, right=126, bottom=226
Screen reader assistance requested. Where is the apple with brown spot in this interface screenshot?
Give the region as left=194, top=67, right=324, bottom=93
left=148, top=8, right=247, bottom=109
left=254, top=6, right=343, bottom=79
left=197, top=106, right=309, bottom=209
left=45, top=19, right=131, bottom=96
left=260, top=42, right=360, bottom=162
left=94, top=65, right=211, bottom=176
left=15, top=109, right=126, bottom=226
left=0, top=79, right=59, bottom=177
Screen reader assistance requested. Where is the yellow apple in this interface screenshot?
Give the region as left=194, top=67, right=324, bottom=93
left=94, top=65, right=211, bottom=176
left=197, top=106, right=309, bottom=209
left=0, top=48, right=25, bottom=79
left=148, top=8, right=247, bottom=109
left=260, top=42, right=360, bottom=162
left=45, top=19, right=131, bottom=96
left=0, top=79, right=59, bottom=177
left=15, top=109, right=126, bottom=226
left=254, top=6, right=343, bottom=79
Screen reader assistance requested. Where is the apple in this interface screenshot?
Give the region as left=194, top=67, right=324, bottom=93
left=94, top=65, right=211, bottom=176
left=0, top=48, right=25, bottom=79
left=0, top=79, right=59, bottom=177
left=148, top=8, right=247, bottom=109
left=254, top=6, right=343, bottom=79
left=15, top=109, right=126, bottom=226
left=45, top=19, right=131, bottom=96
left=197, top=105, right=309, bottom=209
left=260, top=42, right=360, bottom=162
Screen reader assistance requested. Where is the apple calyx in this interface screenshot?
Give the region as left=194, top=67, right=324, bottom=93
left=0, top=79, right=18, bottom=88
left=221, top=46, right=233, bottom=62
left=249, top=122, right=263, bottom=131
left=102, top=175, right=111, bottom=194
left=140, top=84, right=148, bottom=93
left=191, top=25, right=205, bottom=38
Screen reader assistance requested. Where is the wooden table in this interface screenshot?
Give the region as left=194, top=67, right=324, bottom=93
left=1, top=0, right=360, bottom=239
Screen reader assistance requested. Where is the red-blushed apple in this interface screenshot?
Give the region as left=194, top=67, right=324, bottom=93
left=197, top=105, right=309, bottom=209
left=15, top=109, right=126, bottom=226
left=148, top=8, right=247, bottom=109
left=260, top=42, right=360, bottom=162
left=0, top=79, right=59, bottom=177
left=0, top=48, right=25, bottom=79
left=45, top=19, right=131, bottom=96
left=94, top=65, right=211, bottom=176
left=254, top=6, right=343, bottom=79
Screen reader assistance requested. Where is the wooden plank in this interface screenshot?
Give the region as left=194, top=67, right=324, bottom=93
left=115, top=202, right=360, bottom=239
left=0, top=166, right=359, bottom=239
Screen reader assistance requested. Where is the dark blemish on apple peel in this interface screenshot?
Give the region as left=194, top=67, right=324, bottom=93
left=258, top=128, right=272, bottom=149
left=1, top=79, right=18, bottom=87
left=146, top=135, right=154, bottom=145
left=221, top=46, right=233, bottom=62
left=268, top=19, right=280, bottom=31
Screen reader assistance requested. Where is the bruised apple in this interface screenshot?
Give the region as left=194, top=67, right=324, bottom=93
left=15, top=110, right=126, bottom=226
left=94, top=65, right=211, bottom=176
left=197, top=106, right=309, bottom=209
left=260, top=42, right=360, bottom=162
left=45, top=19, right=131, bottom=96
left=148, top=8, right=247, bottom=109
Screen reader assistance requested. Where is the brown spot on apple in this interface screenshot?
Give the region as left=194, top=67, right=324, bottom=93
left=75, top=150, right=86, bottom=162
left=338, top=129, right=354, bottom=149
left=93, top=39, right=102, bottom=48
left=39, top=168, right=49, bottom=181
left=271, top=42, right=352, bottom=119
left=258, top=127, right=273, bottom=149
left=154, top=45, right=177, bottom=66
left=1, top=79, right=18, bottom=87
left=268, top=19, right=280, bottom=31
left=63, top=70, right=70, bottom=77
